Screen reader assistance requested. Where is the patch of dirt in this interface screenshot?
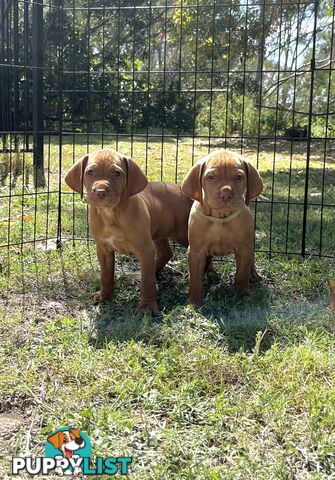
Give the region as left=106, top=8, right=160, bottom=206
left=0, top=412, right=26, bottom=440
left=0, top=292, right=81, bottom=320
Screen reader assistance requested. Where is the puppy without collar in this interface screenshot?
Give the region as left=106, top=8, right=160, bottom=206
left=65, top=148, right=192, bottom=315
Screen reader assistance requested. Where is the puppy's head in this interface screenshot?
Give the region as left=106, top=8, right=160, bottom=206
left=182, top=150, right=263, bottom=211
left=65, top=149, right=148, bottom=207
left=47, top=429, right=85, bottom=458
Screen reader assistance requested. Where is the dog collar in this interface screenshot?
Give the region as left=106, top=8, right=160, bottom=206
left=194, top=202, right=244, bottom=223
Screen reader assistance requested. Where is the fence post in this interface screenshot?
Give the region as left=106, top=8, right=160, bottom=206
left=32, top=0, right=45, bottom=188
left=13, top=0, right=19, bottom=150
left=0, top=1, right=7, bottom=150
left=301, top=0, right=318, bottom=257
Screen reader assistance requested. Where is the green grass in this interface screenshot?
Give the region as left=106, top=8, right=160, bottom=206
left=1, top=137, right=335, bottom=479
left=1, top=245, right=335, bottom=479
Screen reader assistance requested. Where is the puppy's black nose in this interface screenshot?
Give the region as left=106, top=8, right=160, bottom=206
left=75, top=437, right=83, bottom=445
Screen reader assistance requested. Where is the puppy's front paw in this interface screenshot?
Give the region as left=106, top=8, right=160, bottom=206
left=188, top=294, right=204, bottom=307
left=92, top=290, right=111, bottom=303
left=136, top=300, right=160, bottom=317
left=235, top=284, right=251, bottom=297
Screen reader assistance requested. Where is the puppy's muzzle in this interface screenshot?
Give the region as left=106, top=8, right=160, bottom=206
left=219, top=186, right=233, bottom=201
left=94, top=188, right=106, bottom=200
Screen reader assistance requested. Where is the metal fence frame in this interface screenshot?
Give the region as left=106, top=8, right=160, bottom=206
left=0, top=0, right=334, bottom=258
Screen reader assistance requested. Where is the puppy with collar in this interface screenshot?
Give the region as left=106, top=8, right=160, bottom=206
left=182, top=149, right=263, bottom=305
left=65, top=148, right=192, bottom=316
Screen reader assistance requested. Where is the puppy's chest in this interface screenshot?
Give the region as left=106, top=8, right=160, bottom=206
left=105, top=234, right=130, bottom=254
left=94, top=224, right=132, bottom=254
left=200, top=223, right=239, bottom=256
left=207, top=231, right=235, bottom=256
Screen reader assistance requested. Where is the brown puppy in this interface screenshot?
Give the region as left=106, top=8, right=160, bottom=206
left=65, top=148, right=192, bottom=315
left=182, top=149, right=263, bottom=305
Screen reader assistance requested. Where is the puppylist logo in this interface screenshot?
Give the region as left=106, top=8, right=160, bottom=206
left=12, top=426, right=132, bottom=476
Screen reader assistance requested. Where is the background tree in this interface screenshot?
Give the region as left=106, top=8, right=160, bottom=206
left=1, top=0, right=334, bottom=152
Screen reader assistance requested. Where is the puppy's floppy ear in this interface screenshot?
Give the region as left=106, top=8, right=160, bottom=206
left=243, top=159, right=263, bottom=206
left=181, top=159, right=207, bottom=203
left=65, top=154, right=89, bottom=198
left=47, top=431, right=63, bottom=451
left=123, top=156, right=148, bottom=196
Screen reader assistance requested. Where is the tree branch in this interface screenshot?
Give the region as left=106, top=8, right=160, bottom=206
left=263, top=58, right=335, bottom=100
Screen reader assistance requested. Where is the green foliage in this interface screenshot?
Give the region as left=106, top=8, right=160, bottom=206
left=3, top=0, right=332, bottom=139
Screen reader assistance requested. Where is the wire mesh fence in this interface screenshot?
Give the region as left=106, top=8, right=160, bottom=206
left=0, top=0, right=334, bottom=257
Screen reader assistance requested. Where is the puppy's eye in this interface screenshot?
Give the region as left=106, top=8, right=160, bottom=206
left=86, top=170, right=94, bottom=176
left=236, top=173, right=243, bottom=180
left=207, top=173, right=215, bottom=180
left=112, top=170, right=121, bottom=178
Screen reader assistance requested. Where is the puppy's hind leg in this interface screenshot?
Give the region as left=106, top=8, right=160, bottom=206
left=204, top=255, right=214, bottom=274
left=155, top=239, right=173, bottom=275
left=250, top=260, right=262, bottom=282
left=250, top=252, right=262, bottom=282
left=136, top=244, right=160, bottom=316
